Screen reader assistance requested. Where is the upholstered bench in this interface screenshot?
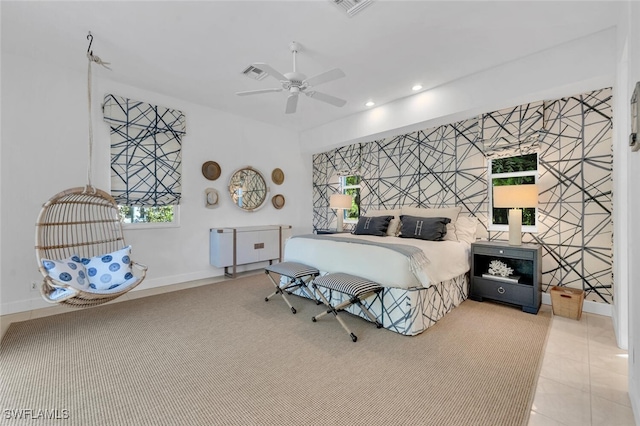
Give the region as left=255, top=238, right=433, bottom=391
left=311, top=272, right=383, bottom=342
left=264, top=262, right=319, bottom=314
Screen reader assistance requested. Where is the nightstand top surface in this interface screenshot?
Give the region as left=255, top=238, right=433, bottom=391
left=472, top=240, right=541, bottom=250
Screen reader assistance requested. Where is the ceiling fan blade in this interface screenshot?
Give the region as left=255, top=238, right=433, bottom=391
left=253, top=62, right=288, bottom=82
left=304, top=68, right=345, bottom=87
left=285, top=94, right=299, bottom=114
left=236, top=88, right=283, bottom=96
left=304, top=91, right=347, bottom=107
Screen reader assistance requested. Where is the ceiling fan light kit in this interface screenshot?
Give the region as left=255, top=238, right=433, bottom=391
left=236, top=41, right=346, bottom=114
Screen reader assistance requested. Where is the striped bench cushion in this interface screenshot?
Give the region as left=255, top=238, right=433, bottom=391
left=313, top=273, right=382, bottom=297
left=265, top=262, right=319, bottom=279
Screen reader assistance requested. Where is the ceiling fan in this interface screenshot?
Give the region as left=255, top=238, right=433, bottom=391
left=236, top=42, right=347, bottom=114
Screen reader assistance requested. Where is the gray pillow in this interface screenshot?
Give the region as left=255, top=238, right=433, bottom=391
left=353, top=215, right=393, bottom=236
left=399, top=215, right=451, bottom=241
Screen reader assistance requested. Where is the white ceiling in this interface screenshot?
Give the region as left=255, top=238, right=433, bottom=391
left=2, top=1, right=621, bottom=133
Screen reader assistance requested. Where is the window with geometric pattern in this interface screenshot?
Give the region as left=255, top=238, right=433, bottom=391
left=102, top=94, right=186, bottom=225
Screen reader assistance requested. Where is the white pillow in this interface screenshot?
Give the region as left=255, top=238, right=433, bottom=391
left=366, top=208, right=401, bottom=236
left=455, top=216, right=478, bottom=244
left=41, top=255, right=88, bottom=288
left=82, top=246, right=134, bottom=291
left=400, top=206, right=462, bottom=241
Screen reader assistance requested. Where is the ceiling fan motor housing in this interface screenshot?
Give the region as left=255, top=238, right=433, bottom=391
left=284, top=72, right=307, bottom=88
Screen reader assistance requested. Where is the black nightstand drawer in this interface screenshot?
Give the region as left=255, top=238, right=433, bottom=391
left=473, top=245, right=534, bottom=260
left=472, top=277, right=534, bottom=306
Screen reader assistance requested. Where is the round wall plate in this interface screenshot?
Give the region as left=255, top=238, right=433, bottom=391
left=272, top=194, right=285, bottom=209
left=271, top=168, right=285, bottom=185
left=205, top=188, right=219, bottom=208
left=202, top=161, right=221, bottom=181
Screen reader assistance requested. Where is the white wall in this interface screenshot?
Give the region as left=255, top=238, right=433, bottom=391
left=0, top=52, right=312, bottom=315
left=625, top=0, right=640, bottom=422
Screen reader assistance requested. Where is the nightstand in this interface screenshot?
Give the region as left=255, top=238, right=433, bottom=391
left=469, top=241, right=542, bottom=314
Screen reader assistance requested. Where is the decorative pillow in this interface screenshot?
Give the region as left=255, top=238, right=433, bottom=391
left=400, top=206, right=462, bottom=241
left=41, top=255, right=88, bottom=288
left=366, top=208, right=401, bottom=236
left=82, top=246, right=134, bottom=291
left=455, top=216, right=478, bottom=244
left=354, top=215, right=393, bottom=236
left=399, top=215, right=451, bottom=241
left=47, top=285, right=80, bottom=302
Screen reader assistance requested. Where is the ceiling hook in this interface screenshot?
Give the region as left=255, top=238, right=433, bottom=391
left=86, top=32, right=93, bottom=55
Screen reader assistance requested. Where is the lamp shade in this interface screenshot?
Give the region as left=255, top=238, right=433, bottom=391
left=329, top=194, right=352, bottom=210
left=493, top=184, right=538, bottom=208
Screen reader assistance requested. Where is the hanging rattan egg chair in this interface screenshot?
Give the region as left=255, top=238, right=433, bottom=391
left=35, top=186, right=148, bottom=306
left=34, top=33, right=147, bottom=307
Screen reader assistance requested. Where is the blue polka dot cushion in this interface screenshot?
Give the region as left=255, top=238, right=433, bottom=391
left=41, top=255, right=88, bottom=288
left=82, top=246, right=134, bottom=291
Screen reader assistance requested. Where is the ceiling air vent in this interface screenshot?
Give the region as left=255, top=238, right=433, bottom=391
left=242, top=65, right=268, bottom=81
left=331, top=0, right=373, bottom=17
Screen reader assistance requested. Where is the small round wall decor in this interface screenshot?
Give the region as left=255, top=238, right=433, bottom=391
left=272, top=194, right=285, bottom=209
left=271, top=168, right=285, bottom=185
left=205, top=188, right=219, bottom=208
left=202, top=161, right=221, bottom=181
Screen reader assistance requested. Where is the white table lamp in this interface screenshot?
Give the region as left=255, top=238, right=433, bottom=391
left=329, top=194, right=353, bottom=232
left=493, top=184, right=538, bottom=246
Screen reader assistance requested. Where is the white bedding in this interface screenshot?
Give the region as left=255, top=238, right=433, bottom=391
left=283, top=234, right=471, bottom=289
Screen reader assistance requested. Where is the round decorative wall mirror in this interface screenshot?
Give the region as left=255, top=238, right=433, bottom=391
left=228, top=166, right=268, bottom=211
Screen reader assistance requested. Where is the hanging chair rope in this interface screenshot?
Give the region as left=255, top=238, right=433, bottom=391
left=85, top=32, right=111, bottom=190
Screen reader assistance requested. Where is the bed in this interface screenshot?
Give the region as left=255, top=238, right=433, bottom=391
left=283, top=207, right=478, bottom=336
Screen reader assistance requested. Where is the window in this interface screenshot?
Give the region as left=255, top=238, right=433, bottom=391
left=340, top=175, right=361, bottom=222
left=119, top=205, right=178, bottom=227
left=103, top=94, right=186, bottom=229
left=488, top=153, right=538, bottom=231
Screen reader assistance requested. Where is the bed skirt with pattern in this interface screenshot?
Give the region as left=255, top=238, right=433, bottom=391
left=287, top=273, right=469, bottom=336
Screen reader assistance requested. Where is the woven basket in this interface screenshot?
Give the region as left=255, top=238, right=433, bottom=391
left=550, top=286, right=584, bottom=320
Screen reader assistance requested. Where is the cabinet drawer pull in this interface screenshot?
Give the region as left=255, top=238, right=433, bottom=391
left=497, top=286, right=505, bottom=294
left=254, top=243, right=265, bottom=249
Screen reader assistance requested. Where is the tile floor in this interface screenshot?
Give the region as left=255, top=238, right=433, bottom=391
left=529, top=308, right=636, bottom=426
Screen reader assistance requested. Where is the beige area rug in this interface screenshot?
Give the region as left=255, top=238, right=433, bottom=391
left=0, top=274, right=550, bottom=426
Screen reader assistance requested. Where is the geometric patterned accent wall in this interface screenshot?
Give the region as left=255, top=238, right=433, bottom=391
left=535, top=89, right=613, bottom=303
left=312, top=88, right=613, bottom=304
left=103, top=94, right=186, bottom=206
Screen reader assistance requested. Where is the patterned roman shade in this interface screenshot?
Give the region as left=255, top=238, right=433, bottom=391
left=103, top=94, right=186, bottom=206
left=482, top=101, right=544, bottom=159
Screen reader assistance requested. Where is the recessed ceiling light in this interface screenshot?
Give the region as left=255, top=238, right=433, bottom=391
left=365, top=101, right=375, bottom=107
left=412, top=84, right=423, bottom=91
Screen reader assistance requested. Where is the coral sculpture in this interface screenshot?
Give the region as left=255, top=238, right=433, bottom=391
left=488, top=260, right=514, bottom=277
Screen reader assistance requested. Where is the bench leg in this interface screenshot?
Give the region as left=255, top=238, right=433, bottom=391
left=264, top=272, right=297, bottom=314
left=354, top=299, right=383, bottom=328
left=311, top=285, right=358, bottom=342
left=295, top=276, right=320, bottom=304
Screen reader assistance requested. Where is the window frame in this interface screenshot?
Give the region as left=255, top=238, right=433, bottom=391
left=487, top=155, right=539, bottom=233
